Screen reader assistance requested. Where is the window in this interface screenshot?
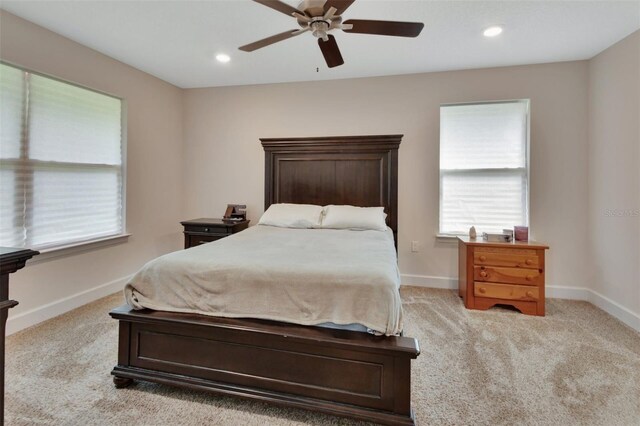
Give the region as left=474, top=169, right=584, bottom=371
left=439, top=100, right=529, bottom=235
left=0, top=63, right=125, bottom=250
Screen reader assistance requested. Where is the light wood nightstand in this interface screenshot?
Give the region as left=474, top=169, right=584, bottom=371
left=458, top=236, right=549, bottom=316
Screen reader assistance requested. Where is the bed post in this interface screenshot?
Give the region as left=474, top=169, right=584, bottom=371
left=112, top=319, right=133, bottom=388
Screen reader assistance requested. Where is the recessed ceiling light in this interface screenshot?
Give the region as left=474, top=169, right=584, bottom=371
left=216, top=54, right=231, bottom=63
left=483, top=26, right=503, bottom=37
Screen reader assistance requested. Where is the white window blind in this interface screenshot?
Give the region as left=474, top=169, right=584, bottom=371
left=0, top=63, right=124, bottom=249
left=439, top=100, right=529, bottom=235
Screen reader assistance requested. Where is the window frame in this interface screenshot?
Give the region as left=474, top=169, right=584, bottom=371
left=438, top=99, right=531, bottom=236
left=0, top=60, right=128, bottom=252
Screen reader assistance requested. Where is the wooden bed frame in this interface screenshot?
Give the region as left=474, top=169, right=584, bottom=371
left=110, top=135, right=420, bottom=425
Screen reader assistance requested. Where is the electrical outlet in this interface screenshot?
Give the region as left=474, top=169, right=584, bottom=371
left=411, top=240, right=419, bottom=252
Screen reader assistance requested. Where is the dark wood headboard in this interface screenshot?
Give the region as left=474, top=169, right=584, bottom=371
left=261, top=135, right=401, bottom=244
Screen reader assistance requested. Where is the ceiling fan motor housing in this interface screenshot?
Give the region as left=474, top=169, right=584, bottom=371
left=296, top=1, right=347, bottom=41
left=298, top=0, right=326, bottom=18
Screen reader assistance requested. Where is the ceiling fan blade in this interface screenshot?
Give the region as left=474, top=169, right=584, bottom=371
left=239, top=29, right=303, bottom=52
left=253, top=0, right=303, bottom=17
left=323, top=0, right=356, bottom=16
left=318, top=34, right=344, bottom=68
left=343, top=19, right=424, bottom=37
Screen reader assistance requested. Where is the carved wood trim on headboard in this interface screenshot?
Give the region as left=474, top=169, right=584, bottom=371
left=261, top=135, right=402, bottom=245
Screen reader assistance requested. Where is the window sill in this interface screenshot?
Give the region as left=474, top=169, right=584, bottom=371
left=435, top=233, right=463, bottom=243
left=27, top=233, right=131, bottom=266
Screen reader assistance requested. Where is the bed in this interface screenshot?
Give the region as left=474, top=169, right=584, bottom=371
left=110, top=135, right=420, bottom=425
left=125, top=225, right=403, bottom=335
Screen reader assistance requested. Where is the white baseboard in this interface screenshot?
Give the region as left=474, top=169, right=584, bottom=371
left=6, top=275, right=130, bottom=335
left=8, top=273, right=638, bottom=335
left=544, top=285, right=591, bottom=300
left=587, top=289, right=640, bottom=332
left=400, top=274, right=640, bottom=332
left=400, top=274, right=457, bottom=290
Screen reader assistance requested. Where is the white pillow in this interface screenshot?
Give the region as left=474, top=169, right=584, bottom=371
left=258, top=203, right=323, bottom=229
left=321, top=205, right=387, bottom=231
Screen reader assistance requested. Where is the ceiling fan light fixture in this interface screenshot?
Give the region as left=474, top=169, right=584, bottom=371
left=483, top=26, right=503, bottom=37
left=215, top=53, right=231, bottom=63
left=310, top=20, right=330, bottom=40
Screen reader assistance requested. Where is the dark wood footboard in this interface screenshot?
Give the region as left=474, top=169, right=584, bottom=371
left=110, top=306, right=420, bottom=425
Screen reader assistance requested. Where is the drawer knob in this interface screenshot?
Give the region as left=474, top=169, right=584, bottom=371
left=525, top=259, right=533, bottom=265
left=526, top=275, right=534, bottom=281
left=478, top=287, right=486, bottom=294
left=479, top=271, right=488, bottom=278
left=526, top=291, right=534, bottom=298
left=479, top=255, right=486, bottom=261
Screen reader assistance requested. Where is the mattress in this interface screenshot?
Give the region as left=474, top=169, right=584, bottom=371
left=124, top=225, right=403, bottom=335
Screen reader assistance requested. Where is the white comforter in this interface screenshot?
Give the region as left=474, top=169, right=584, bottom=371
left=125, top=225, right=403, bottom=335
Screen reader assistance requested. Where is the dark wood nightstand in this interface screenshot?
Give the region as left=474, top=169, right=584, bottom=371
left=1, top=247, right=38, bottom=423
left=180, top=218, right=250, bottom=249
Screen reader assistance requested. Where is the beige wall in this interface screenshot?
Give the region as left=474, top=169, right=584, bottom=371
left=0, top=11, right=185, bottom=332
left=588, top=31, right=640, bottom=315
left=3, top=9, right=637, bottom=332
left=182, top=61, right=591, bottom=291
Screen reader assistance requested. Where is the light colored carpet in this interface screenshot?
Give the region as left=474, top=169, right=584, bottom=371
left=6, top=287, right=640, bottom=425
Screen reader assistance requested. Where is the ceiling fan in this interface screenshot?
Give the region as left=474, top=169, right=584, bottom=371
left=239, top=0, right=424, bottom=68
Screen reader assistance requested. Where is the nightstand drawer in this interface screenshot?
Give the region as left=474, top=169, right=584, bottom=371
left=184, top=225, right=231, bottom=235
left=181, top=218, right=250, bottom=249
left=474, top=266, right=541, bottom=286
left=474, top=282, right=539, bottom=301
left=474, top=248, right=539, bottom=268
left=188, top=235, right=224, bottom=247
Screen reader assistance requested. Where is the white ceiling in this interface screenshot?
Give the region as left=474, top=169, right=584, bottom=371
left=2, top=0, right=639, bottom=88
